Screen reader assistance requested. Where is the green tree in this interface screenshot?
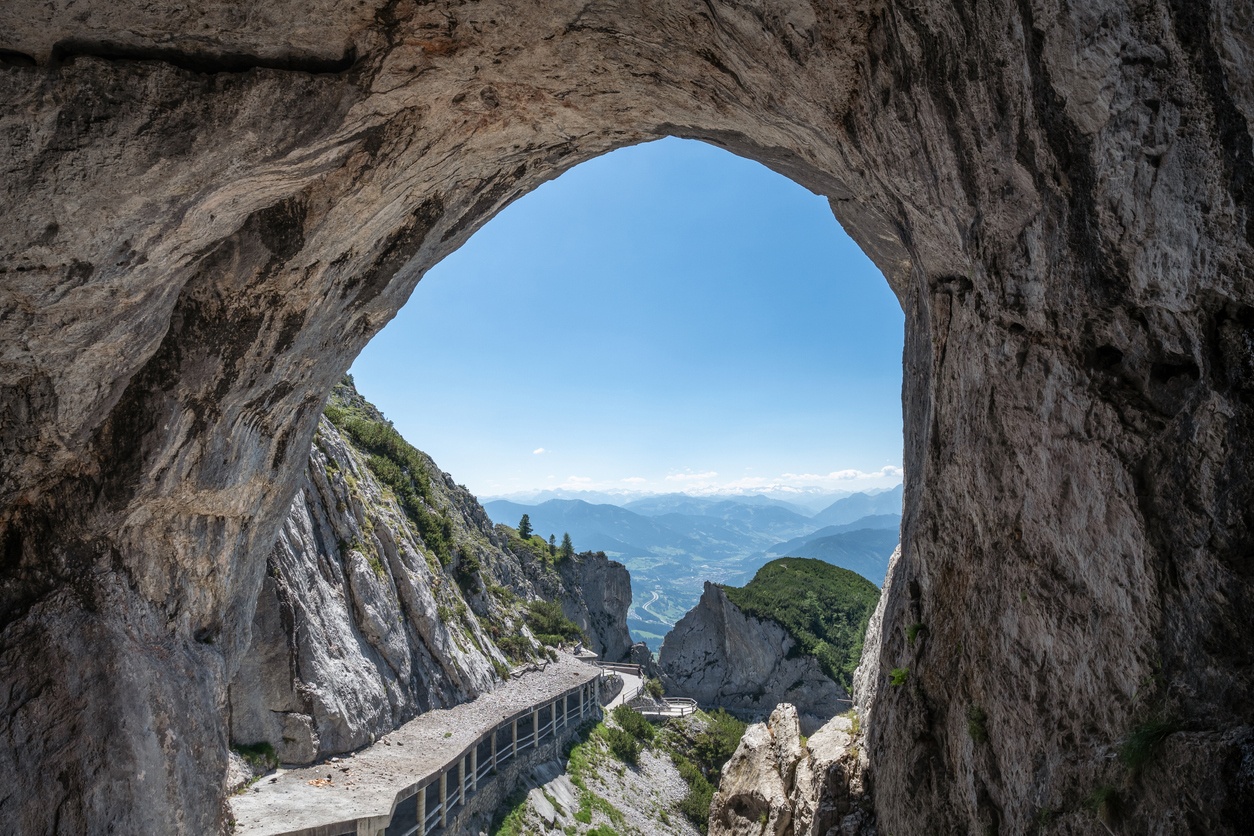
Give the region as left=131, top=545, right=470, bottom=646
left=560, top=532, right=574, bottom=560
left=518, top=514, right=532, bottom=538
left=549, top=534, right=557, bottom=555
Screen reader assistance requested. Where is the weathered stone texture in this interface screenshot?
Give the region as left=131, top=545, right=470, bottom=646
left=659, top=582, right=850, bottom=735
left=555, top=549, right=634, bottom=663
left=227, top=382, right=632, bottom=765
left=709, top=704, right=873, bottom=836
left=227, top=415, right=504, bottom=764
left=2, top=0, right=1252, bottom=833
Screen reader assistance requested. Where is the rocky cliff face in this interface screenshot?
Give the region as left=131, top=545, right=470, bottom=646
left=555, top=549, right=633, bottom=663
left=227, top=380, right=631, bottom=764
left=659, top=583, right=848, bottom=735
left=2, top=0, right=1252, bottom=833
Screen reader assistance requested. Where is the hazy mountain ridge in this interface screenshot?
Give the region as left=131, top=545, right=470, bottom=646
left=809, top=485, right=904, bottom=526
left=483, top=487, right=868, bottom=515
left=483, top=487, right=903, bottom=649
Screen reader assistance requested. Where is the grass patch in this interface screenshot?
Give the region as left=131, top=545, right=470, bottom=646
left=605, top=726, right=641, bottom=766
left=967, top=705, right=988, bottom=744
left=612, top=704, right=655, bottom=742
left=889, top=667, right=909, bottom=687
left=233, top=741, right=278, bottom=773
left=672, top=753, right=715, bottom=833
left=1085, top=784, right=1120, bottom=823
left=524, top=599, right=585, bottom=647
left=1119, top=718, right=1178, bottom=772
left=490, top=788, right=529, bottom=836
left=496, top=633, right=534, bottom=663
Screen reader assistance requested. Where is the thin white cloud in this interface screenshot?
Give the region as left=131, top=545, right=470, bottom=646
left=665, top=470, right=719, bottom=483
left=484, top=465, right=903, bottom=497
left=533, top=447, right=547, bottom=455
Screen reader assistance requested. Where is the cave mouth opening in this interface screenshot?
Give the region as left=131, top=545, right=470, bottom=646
left=346, top=135, right=906, bottom=643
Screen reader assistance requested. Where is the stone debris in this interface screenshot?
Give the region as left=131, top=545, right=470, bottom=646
left=710, top=705, right=871, bottom=836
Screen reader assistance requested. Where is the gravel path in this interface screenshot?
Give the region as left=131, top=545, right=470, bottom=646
left=230, top=654, right=601, bottom=835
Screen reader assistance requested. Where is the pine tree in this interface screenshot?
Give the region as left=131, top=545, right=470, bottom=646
left=559, top=532, right=574, bottom=560
left=549, top=534, right=557, bottom=555
left=518, top=513, right=532, bottom=538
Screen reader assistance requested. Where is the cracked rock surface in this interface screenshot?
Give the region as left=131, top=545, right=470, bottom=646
left=2, top=0, right=1253, bottom=833
left=228, top=378, right=632, bottom=766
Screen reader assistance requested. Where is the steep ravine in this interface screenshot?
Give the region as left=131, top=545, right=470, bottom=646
left=228, top=379, right=633, bottom=765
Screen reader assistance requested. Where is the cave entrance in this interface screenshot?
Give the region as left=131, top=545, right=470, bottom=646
left=11, top=1, right=1245, bottom=833
left=347, top=136, right=905, bottom=644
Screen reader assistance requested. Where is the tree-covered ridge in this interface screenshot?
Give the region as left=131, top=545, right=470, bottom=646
left=721, top=557, right=880, bottom=690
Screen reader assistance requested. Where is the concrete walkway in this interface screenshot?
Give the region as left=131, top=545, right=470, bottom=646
left=605, top=669, right=643, bottom=710
left=230, top=654, right=600, bottom=836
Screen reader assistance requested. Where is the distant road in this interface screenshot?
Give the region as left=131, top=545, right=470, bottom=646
left=641, top=590, right=670, bottom=624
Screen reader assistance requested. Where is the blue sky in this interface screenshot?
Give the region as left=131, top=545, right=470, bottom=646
left=349, top=137, right=904, bottom=499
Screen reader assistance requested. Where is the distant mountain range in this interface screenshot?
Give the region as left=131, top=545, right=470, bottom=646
left=809, top=485, right=904, bottom=526
left=480, top=487, right=873, bottom=515
left=483, top=486, right=902, bottom=651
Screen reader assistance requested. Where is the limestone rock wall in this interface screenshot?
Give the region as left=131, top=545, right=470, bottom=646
left=227, top=381, right=633, bottom=764
left=659, top=583, right=849, bottom=735
left=2, top=0, right=1252, bottom=833
left=227, top=414, right=502, bottom=763
left=555, top=550, right=634, bottom=663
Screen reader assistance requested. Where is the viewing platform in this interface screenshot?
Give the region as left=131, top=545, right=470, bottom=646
left=230, top=654, right=602, bottom=836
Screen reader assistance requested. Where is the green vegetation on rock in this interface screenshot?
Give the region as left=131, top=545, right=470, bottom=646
left=323, top=378, right=456, bottom=566
left=611, top=704, right=654, bottom=743
left=721, top=557, right=880, bottom=690
left=657, top=709, right=748, bottom=835
left=232, top=741, right=278, bottom=773
left=524, top=599, right=585, bottom=647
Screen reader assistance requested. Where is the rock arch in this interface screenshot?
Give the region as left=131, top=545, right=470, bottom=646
left=1, top=1, right=1251, bottom=833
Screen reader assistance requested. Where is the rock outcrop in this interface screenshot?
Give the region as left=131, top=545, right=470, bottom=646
left=554, top=548, right=633, bottom=663
left=2, top=0, right=1253, bottom=833
left=709, top=704, right=871, bottom=836
left=628, top=641, right=661, bottom=678
left=227, top=379, right=632, bottom=764
left=659, top=583, right=848, bottom=735
left=851, top=546, right=899, bottom=729
left=228, top=416, right=500, bottom=762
